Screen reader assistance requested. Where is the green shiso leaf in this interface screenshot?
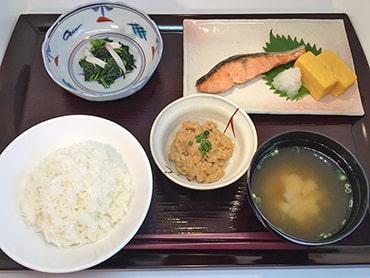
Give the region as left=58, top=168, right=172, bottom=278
left=263, top=30, right=322, bottom=101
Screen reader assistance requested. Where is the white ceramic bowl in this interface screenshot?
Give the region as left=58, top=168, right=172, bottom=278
left=150, top=94, right=258, bottom=190
left=0, top=115, right=152, bottom=273
left=42, top=1, right=163, bottom=101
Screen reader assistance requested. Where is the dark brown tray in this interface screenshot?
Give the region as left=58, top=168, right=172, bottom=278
left=1, top=13, right=370, bottom=270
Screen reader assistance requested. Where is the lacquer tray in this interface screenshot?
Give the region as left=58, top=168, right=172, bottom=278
left=1, top=13, right=370, bottom=270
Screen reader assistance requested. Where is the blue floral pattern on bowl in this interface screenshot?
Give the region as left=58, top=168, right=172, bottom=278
left=42, top=1, right=163, bottom=101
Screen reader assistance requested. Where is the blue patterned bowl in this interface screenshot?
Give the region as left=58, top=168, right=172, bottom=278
left=42, top=1, right=163, bottom=101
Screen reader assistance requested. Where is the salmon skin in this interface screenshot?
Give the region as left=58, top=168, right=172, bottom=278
left=195, top=46, right=306, bottom=94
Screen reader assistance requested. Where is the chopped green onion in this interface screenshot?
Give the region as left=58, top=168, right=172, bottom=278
left=337, top=170, right=347, bottom=181
left=195, top=130, right=210, bottom=142
left=291, top=146, right=300, bottom=154
left=270, top=149, right=279, bottom=157
left=194, top=130, right=212, bottom=155
left=199, top=139, right=212, bottom=155
left=319, top=232, right=332, bottom=239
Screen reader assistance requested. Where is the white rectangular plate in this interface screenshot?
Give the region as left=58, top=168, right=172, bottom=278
left=183, top=19, right=364, bottom=115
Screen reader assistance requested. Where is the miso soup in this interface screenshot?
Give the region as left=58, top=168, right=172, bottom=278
left=251, top=146, right=353, bottom=241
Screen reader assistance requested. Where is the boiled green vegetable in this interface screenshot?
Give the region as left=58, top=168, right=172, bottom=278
left=79, top=38, right=136, bottom=88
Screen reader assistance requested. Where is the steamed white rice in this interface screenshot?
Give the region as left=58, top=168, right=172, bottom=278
left=20, top=140, right=132, bottom=247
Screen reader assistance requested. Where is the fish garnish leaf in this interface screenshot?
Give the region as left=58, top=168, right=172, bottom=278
left=263, top=29, right=321, bottom=100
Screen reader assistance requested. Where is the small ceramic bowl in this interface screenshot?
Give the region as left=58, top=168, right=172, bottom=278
left=247, top=131, right=369, bottom=246
left=42, top=1, right=163, bottom=101
left=150, top=94, right=258, bottom=190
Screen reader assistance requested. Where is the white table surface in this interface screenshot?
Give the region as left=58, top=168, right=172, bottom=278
left=1, top=0, right=370, bottom=277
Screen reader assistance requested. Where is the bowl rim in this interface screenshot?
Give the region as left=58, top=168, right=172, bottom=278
left=41, top=1, right=164, bottom=101
left=247, top=129, right=370, bottom=246
left=150, top=94, right=258, bottom=190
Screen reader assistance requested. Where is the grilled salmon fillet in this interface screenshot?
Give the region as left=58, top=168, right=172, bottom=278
left=196, top=46, right=306, bottom=94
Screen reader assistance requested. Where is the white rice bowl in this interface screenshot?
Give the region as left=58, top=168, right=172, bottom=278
left=0, top=115, right=152, bottom=273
